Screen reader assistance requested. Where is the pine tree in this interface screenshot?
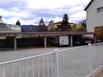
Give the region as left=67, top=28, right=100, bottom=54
left=16, top=20, right=21, bottom=26
left=48, top=20, right=54, bottom=26
left=38, top=18, right=47, bottom=32
left=48, top=20, right=56, bottom=32
left=60, top=14, right=70, bottom=31
left=39, top=18, right=45, bottom=26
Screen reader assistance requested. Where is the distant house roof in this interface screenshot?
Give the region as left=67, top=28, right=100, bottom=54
left=54, top=21, right=62, bottom=24
left=84, top=0, right=94, bottom=10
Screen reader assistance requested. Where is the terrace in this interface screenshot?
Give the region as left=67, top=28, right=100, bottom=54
left=0, top=43, right=103, bottom=77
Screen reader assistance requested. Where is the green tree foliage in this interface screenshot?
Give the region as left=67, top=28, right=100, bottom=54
left=80, top=20, right=86, bottom=31
left=76, top=25, right=86, bottom=31
left=60, top=14, right=70, bottom=31
left=71, top=24, right=77, bottom=31
left=71, top=20, right=87, bottom=32
left=16, top=20, right=21, bottom=26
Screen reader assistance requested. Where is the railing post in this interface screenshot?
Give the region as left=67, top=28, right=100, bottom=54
left=55, top=49, right=59, bottom=77
left=88, top=45, right=94, bottom=75
left=37, top=57, right=40, bottom=77
left=70, top=36, right=73, bottom=47
left=2, top=65, right=6, bottom=77
left=44, top=37, right=47, bottom=48
left=14, top=36, right=17, bottom=50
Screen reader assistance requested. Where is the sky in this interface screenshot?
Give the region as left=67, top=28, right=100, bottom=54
left=0, top=0, right=91, bottom=25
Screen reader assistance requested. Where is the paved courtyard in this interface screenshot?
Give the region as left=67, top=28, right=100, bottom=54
left=0, top=47, right=74, bottom=63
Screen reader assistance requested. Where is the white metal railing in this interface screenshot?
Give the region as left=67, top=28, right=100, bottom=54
left=0, top=44, right=103, bottom=77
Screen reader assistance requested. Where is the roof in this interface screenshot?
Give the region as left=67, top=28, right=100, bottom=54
left=54, top=21, right=62, bottom=24
left=54, top=21, right=75, bottom=25
left=84, top=0, right=94, bottom=10
left=0, top=32, right=94, bottom=37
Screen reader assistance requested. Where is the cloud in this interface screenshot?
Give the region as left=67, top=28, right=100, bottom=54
left=27, top=0, right=90, bottom=9
left=0, top=8, right=29, bottom=18
left=0, top=0, right=91, bottom=24
left=0, top=0, right=27, bottom=10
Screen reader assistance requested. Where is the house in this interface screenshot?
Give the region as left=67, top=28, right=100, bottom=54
left=0, top=23, right=21, bottom=32
left=0, top=24, right=21, bottom=32
left=0, top=16, right=21, bottom=32
left=0, top=16, right=3, bottom=24
left=85, top=0, right=103, bottom=32
left=48, top=21, right=75, bottom=32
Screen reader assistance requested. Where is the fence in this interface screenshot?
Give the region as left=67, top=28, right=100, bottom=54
left=0, top=44, right=103, bottom=77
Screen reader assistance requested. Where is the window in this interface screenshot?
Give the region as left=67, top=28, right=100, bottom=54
left=97, top=7, right=103, bottom=13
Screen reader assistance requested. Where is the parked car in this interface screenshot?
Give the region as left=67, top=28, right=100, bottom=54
left=81, top=36, right=94, bottom=45
left=73, top=35, right=94, bottom=46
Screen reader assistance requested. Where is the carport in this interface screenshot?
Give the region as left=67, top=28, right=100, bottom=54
left=0, top=32, right=95, bottom=50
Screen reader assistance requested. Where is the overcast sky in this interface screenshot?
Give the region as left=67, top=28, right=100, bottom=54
left=0, top=0, right=91, bottom=25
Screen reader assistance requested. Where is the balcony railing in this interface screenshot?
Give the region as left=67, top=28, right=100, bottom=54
left=0, top=43, right=103, bottom=77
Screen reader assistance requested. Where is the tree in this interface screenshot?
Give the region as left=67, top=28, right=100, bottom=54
left=80, top=20, right=87, bottom=31
left=48, top=20, right=55, bottom=32
left=38, top=18, right=47, bottom=32
left=16, top=20, right=21, bottom=26
left=71, top=24, right=77, bottom=31
left=60, top=14, right=70, bottom=31
left=48, top=20, right=54, bottom=26
left=39, top=18, right=45, bottom=26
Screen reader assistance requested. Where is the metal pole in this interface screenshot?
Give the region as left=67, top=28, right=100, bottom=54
left=14, top=36, right=17, bottom=50
left=44, top=37, right=47, bottom=48
left=70, top=36, right=73, bottom=47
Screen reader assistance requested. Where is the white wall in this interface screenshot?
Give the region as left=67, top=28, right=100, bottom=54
left=0, top=16, right=3, bottom=23
left=86, top=0, right=103, bottom=32
left=0, top=24, right=21, bottom=32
